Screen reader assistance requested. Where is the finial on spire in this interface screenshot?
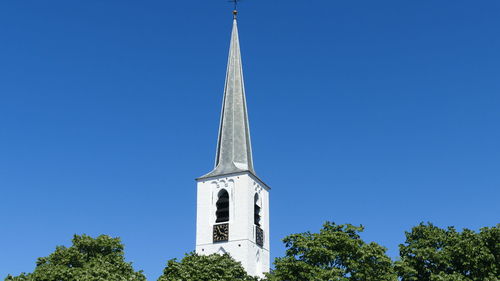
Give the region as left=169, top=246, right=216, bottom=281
left=229, top=0, right=240, bottom=18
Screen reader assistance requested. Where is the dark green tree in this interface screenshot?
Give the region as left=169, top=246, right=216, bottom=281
left=395, top=223, right=500, bottom=281
left=5, top=234, right=146, bottom=281
left=267, top=222, right=397, bottom=281
left=157, top=252, right=259, bottom=281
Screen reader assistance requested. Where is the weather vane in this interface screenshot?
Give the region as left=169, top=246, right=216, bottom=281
left=229, top=0, right=241, bottom=18
left=229, top=0, right=240, bottom=10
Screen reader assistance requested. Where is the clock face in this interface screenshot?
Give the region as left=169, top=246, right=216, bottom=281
left=213, top=223, right=229, bottom=242
left=256, top=226, right=264, bottom=247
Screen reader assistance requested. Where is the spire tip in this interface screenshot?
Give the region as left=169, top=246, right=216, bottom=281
left=230, top=0, right=239, bottom=19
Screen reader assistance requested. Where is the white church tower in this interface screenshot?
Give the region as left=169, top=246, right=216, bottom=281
left=195, top=10, right=271, bottom=278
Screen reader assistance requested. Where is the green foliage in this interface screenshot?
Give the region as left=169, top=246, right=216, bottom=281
left=267, top=222, right=397, bottom=281
left=395, top=223, right=500, bottom=281
left=5, top=223, right=499, bottom=281
left=157, top=252, right=259, bottom=281
left=5, top=234, right=146, bottom=281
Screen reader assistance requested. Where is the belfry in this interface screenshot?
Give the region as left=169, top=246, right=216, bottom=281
left=195, top=10, right=271, bottom=278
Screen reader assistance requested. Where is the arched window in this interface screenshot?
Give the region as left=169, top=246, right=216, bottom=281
left=216, top=189, right=229, bottom=223
left=254, top=193, right=261, bottom=226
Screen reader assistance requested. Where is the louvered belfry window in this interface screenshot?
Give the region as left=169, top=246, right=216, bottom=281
left=216, top=189, right=230, bottom=223
left=254, top=193, right=261, bottom=226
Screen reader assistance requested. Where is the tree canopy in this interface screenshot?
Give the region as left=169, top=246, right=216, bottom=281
left=5, top=234, right=146, bottom=281
left=5, top=223, right=499, bottom=281
left=266, top=222, right=397, bottom=281
left=157, top=252, right=259, bottom=281
left=395, top=223, right=500, bottom=281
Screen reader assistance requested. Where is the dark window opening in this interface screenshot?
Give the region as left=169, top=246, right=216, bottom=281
left=216, top=189, right=229, bottom=223
left=254, top=193, right=261, bottom=226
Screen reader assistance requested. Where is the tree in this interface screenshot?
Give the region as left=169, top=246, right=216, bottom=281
left=267, top=222, right=397, bottom=281
left=395, top=223, right=500, bottom=281
left=157, top=252, right=259, bottom=281
left=5, top=234, right=146, bottom=281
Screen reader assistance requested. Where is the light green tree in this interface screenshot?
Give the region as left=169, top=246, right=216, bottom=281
left=395, top=223, right=500, bottom=281
left=5, top=234, right=146, bottom=281
left=157, top=252, right=259, bottom=281
left=266, top=222, right=397, bottom=281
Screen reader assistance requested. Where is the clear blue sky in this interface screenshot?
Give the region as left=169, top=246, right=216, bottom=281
left=1, top=0, right=499, bottom=279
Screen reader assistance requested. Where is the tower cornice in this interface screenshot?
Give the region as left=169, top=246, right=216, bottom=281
left=196, top=171, right=271, bottom=191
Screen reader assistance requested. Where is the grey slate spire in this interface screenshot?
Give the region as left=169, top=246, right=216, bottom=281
left=201, top=16, right=255, bottom=179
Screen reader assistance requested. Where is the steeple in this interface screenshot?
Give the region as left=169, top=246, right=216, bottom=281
left=195, top=12, right=271, bottom=277
left=201, top=16, right=255, bottom=179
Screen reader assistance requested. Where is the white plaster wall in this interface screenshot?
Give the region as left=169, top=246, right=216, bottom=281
left=195, top=172, right=270, bottom=278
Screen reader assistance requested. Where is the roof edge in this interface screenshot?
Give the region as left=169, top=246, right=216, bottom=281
left=196, top=170, right=270, bottom=190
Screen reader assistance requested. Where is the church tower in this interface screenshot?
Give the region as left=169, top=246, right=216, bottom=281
left=195, top=11, right=270, bottom=278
